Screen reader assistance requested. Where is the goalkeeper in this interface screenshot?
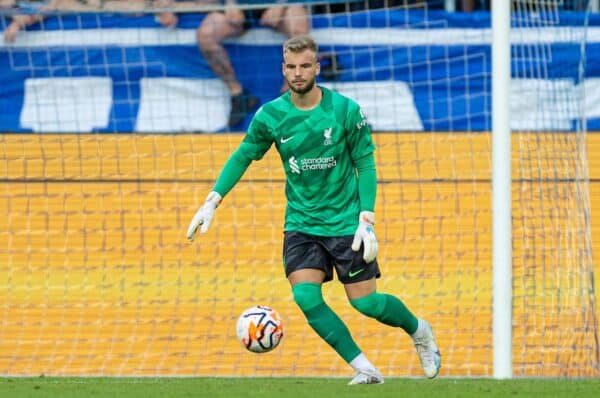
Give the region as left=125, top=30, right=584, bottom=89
left=187, top=34, right=441, bottom=384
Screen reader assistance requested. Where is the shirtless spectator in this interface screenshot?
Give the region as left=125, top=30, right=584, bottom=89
left=196, top=0, right=310, bottom=128
left=2, top=0, right=184, bottom=43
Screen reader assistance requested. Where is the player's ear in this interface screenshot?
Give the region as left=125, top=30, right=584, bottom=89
left=315, top=61, right=321, bottom=76
left=282, top=62, right=285, bottom=76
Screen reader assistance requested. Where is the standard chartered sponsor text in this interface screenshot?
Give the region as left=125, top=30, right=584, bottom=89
left=301, top=156, right=337, bottom=171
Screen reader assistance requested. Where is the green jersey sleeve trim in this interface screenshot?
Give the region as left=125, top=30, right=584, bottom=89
left=213, top=143, right=254, bottom=197
left=355, top=152, right=377, bottom=212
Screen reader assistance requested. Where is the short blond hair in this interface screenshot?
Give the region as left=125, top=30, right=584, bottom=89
left=283, top=35, right=318, bottom=55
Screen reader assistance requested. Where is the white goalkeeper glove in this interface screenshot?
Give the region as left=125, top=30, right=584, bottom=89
left=186, top=191, right=222, bottom=241
left=351, top=211, right=378, bottom=263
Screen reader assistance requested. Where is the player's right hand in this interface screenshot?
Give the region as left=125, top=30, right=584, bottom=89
left=186, top=191, right=222, bottom=241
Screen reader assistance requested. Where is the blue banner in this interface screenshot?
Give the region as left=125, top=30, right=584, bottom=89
left=1, top=10, right=599, bottom=132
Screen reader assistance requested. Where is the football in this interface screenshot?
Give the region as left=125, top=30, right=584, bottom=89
left=236, top=305, right=284, bottom=353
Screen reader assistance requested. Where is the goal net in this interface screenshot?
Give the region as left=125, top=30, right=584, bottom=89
left=508, top=0, right=598, bottom=377
left=0, top=0, right=598, bottom=377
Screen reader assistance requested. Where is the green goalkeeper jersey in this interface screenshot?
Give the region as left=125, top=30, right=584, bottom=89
left=242, top=86, right=375, bottom=236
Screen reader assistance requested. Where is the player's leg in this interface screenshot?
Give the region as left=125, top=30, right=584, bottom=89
left=335, top=239, right=441, bottom=379
left=345, top=278, right=419, bottom=334
left=284, top=232, right=382, bottom=385
left=289, top=270, right=383, bottom=385
left=344, top=277, right=442, bottom=379
left=196, top=11, right=258, bottom=127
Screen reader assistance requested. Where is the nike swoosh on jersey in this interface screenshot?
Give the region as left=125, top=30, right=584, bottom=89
left=280, top=136, right=294, bottom=143
left=348, top=268, right=365, bottom=277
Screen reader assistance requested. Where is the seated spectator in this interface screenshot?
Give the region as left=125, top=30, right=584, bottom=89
left=0, top=0, right=16, bottom=8
left=3, top=0, right=41, bottom=43
left=152, top=1, right=219, bottom=29
left=3, top=13, right=44, bottom=43
left=2, top=0, right=185, bottom=43
left=196, top=0, right=310, bottom=128
left=153, top=0, right=179, bottom=28
left=3, top=0, right=102, bottom=43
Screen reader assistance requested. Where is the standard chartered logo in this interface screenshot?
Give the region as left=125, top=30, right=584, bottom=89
left=289, top=156, right=300, bottom=174
left=288, top=156, right=337, bottom=174
left=302, top=156, right=337, bottom=170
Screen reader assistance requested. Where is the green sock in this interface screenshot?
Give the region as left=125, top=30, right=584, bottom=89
left=350, top=292, right=419, bottom=335
left=293, top=282, right=361, bottom=363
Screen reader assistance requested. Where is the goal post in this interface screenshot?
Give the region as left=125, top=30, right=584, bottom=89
left=492, top=0, right=512, bottom=379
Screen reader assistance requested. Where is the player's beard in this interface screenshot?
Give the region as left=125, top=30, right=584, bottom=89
left=287, top=76, right=316, bottom=95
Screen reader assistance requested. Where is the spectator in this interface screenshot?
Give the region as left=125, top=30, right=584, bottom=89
left=0, top=0, right=15, bottom=8
left=3, top=0, right=102, bottom=43
left=152, top=1, right=220, bottom=30
left=3, top=13, right=44, bottom=43
left=3, top=0, right=43, bottom=43
left=101, top=0, right=145, bottom=11
left=153, top=0, right=180, bottom=28
left=2, top=0, right=186, bottom=43
left=196, top=0, right=310, bottom=129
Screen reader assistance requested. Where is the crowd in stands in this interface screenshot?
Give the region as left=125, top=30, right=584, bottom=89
left=0, top=1, right=215, bottom=42
left=0, top=0, right=593, bottom=126
left=1, top=1, right=593, bottom=44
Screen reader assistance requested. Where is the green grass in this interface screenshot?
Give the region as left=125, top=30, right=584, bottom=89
left=1, top=377, right=599, bottom=398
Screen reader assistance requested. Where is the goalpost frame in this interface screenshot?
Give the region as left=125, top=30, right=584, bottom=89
left=492, top=0, right=513, bottom=379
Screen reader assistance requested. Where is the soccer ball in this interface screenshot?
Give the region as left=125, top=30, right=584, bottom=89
left=236, top=305, right=284, bottom=353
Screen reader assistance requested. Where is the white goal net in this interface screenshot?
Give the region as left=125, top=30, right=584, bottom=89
left=0, top=0, right=598, bottom=377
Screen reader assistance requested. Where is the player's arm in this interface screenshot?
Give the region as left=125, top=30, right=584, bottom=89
left=355, top=153, right=376, bottom=212
left=351, top=153, right=378, bottom=263
left=346, top=103, right=378, bottom=262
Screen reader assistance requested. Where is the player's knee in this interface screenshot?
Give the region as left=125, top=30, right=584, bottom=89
left=350, top=292, right=386, bottom=319
left=292, top=282, right=324, bottom=312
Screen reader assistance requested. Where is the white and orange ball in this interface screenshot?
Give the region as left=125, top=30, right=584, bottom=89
left=236, top=305, right=284, bottom=353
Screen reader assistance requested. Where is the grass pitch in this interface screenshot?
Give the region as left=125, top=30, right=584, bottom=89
left=1, top=377, right=599, bottom=398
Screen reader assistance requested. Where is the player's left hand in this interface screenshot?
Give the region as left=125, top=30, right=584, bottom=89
left=351, top=211, right=378, bottom=263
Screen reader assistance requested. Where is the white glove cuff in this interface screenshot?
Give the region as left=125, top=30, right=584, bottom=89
left=359, top=211, right=375, bottom=225
left=206, top=191, right=222, bottom=207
